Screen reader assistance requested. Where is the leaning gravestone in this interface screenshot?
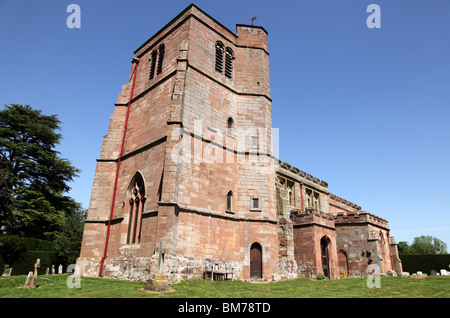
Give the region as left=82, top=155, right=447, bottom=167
left=1, top=268, right=12, bottom=276
left=24, top=272, right=34, bottom=288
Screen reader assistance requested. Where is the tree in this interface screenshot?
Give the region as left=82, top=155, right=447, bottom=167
left=410, top=235, right=448, bottom=254
left=56, top=204, right=86, bottom=265
left=397, top=241, right=411, bottom=254
left=0, top=104, right=80, bottom=239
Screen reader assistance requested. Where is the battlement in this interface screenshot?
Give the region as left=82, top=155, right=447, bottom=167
left=334, top=211, right=389, bottom=229
left=290, top=207, right=335, bottom=225
left=329, top=193, right=361, bottom=212
left=276, top=159, right=329, bottom=189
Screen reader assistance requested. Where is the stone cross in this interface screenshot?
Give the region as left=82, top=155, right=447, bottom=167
left=156, top=241, right=168, bottom=274
left=29, top=259, right=40, bottom=288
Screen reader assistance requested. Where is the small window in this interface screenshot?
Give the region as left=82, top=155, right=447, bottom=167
left=225, top=48, right=233, bottom=79
left=251, top=136, right=258, bottom=147
left=227, top=117, right=234, bottom=135
left=157, top=44, right=165, bottom=75
left=215, top=42, right=224, bottom=73
left=227, top=191, right=233, bottom=211
left=252, top=198, right=260, bottom=209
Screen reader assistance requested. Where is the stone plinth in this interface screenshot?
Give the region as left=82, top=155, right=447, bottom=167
left=144, top=273, right=172, bottom=292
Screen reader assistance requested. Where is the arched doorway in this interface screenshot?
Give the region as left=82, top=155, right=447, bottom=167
left=320, top=236, right=330, bottom=279
left=338, top=249, right=349, bottom=278
left=250, top=243, right=262, bottom=279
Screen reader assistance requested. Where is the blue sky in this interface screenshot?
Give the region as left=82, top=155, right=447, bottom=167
left=1, top=0, right=449, bottom=248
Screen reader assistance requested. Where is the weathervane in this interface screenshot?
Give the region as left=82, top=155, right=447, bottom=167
left=251, top=17, right=257, bottom=25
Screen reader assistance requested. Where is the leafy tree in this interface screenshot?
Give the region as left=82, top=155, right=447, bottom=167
left=410, top=235, right=448, bottom=254
left=56, top=205, right=86, bottom=265
left=0, top=104, right=80, bottom=239
left=397, top=241, right=411, bottom=254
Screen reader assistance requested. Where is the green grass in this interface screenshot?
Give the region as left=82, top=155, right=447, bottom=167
left=0, top=274, right=449, bottom=298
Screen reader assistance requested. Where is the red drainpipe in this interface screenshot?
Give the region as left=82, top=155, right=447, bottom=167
left=387, top=231, right=394, bottom=271
left=99, top=57, right=140, bottom=277
left=300, top=181, right=304, bottom=212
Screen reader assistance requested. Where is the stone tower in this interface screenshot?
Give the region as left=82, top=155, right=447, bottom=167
left=77, top=4, right=279, bottom=281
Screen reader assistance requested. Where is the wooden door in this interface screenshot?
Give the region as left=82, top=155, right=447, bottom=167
left=321, top=238, right=330, bottom=278
left=250, top=243, right=262, bottom=278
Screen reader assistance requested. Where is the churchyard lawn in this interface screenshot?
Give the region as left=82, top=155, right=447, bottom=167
left=0, top=274, right=449, bottom=298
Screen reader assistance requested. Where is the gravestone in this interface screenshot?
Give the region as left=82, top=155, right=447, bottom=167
left=24, top=272, right=34, bottom=287
left=144, top=241, right=172, bottom=292
left=23, top=259, right=40, bottom=288
left=431, top=270, right=436, bottom=276
left=45, top=267, right=49, bottom=275
left=52, top=265, right=55, bottom=274
left=440, top=269, right=448, bottom=276
left=58, top=265, right=63, bottom=274
left=1, top=268, right=12, bottom=276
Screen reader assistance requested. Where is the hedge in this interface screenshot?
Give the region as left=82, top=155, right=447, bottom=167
left=0, top=251, right=58, bottom=275
left=399, top=254, right=450, bottom=275
left=0, top=236, right=62, bottom=276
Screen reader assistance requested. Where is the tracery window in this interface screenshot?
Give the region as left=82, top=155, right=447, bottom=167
left=127, top=172, right=146, bottom=244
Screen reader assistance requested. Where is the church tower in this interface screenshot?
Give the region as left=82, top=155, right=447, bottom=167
left=78, top=4, right=279, bottom=281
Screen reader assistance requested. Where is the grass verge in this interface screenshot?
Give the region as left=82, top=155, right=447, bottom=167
left=1, top=274, right=449, bottom=298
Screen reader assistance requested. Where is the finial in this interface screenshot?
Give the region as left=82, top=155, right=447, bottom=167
left=251, top=17, right=257, bottom=25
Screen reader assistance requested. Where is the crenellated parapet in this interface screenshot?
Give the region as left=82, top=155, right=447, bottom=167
left=275, top=159, right=329, bottom=189
left=329, top=193, right=361, bottom=211
left=334, top=211, right=389, bottom=230
left=290, top=207, right=335, bottom=229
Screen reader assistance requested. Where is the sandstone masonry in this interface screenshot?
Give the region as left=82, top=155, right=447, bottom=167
left=77, top=4, right=402, bottom=282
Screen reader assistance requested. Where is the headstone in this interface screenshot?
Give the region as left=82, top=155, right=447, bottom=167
left=440, top=269, right=448, bottom=276
left=45, top=267, right=49, bottom=275
left=386, top=270, right=397, bottom=277
left=23, top=259, right=40, bottom=288
left=58, top=265, right=63, bottom=274
left=52, top=265, right=55, bottom=274
left=24, top=272, right=34, bottom=288
left=144, top=241, right=172, bottom=292
left=430, top=270, right=436, bottom=276
left=1, top=268, right=12, bottom=276
left=417, top=271, right=422, bottom=275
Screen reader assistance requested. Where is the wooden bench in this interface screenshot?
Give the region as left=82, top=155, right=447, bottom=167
left=204, top=262, right=234, bottom=281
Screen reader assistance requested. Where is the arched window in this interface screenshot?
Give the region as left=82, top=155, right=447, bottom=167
left=227, top=117, right=234, bottom=135
left=127, top=172, right=146, bottom=244
left=215, top=42, right=224, bottom=73
left=225, top=48, right=233, bottom=79
left=226, top=190, right=233, bottom=212
left=157, top=44, right=165, bottom=75
left=149, top=50, right=157, bottom=80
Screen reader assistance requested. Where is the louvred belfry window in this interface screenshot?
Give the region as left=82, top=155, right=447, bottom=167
left=149, top=50, right=157, bottom=80
left=225, top=48, right=233, bottom=79
left=157, top=44, right=165, bottom=75
left=215, top=42, right=224, bottom=73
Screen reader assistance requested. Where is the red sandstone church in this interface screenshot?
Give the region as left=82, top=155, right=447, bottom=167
left=77, top=4, right=402, bottom=281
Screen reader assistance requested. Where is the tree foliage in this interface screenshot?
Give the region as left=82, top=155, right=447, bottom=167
left=398, top=235, right=448, bottom=254
left=0, top=104, right=80, bottom=240
left=56, top=205, right=86, bottom=265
